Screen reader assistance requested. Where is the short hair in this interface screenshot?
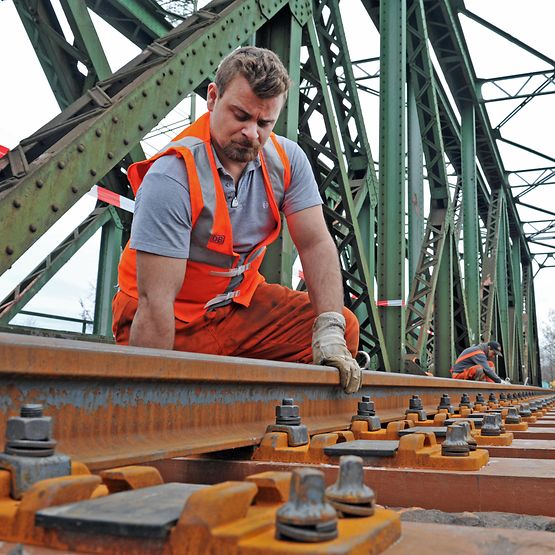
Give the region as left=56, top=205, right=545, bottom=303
left=214, top=46, right=291, bottom=99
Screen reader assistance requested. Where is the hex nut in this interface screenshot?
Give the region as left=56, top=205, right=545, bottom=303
left=6, top=416, right=52, bottom=441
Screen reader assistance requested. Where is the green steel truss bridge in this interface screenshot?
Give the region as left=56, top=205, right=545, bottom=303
left=0, top=0, right=552, bottom=385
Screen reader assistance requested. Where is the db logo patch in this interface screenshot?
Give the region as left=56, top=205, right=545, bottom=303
left=209, top=234, right=226, bottom=245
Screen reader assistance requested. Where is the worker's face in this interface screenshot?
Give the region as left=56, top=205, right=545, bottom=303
left=487, top=348, right=495, bottom=360
left=207, top=75, right=285, bottom=163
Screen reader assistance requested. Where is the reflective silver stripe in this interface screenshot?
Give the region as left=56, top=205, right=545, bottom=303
left=204, top=290, right=240, bottom=309
left=209, top=262, right=251, bottom=277
left=262, top=136, right=286, bottom=206
left=248, top=245, right=267, bottom=263
left=189, top=244, right=234, bottom=267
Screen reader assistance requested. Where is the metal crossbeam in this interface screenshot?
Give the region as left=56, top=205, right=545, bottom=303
left=0, top=207, right=119, bottom=324
left=480, top=189, right=503, bottom=340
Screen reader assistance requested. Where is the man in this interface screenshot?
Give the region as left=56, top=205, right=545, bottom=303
left=450, top=341, right=504, bottom=383
left=112, top=46, right=362, bottom=393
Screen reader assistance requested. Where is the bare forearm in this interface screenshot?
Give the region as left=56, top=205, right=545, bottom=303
left=129, top=298, right=175, bottom=349
left=299, top=238, right=344, bottom=315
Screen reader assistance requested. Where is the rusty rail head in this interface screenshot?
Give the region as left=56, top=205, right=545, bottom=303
left=0, top=333, right=547, bottom=470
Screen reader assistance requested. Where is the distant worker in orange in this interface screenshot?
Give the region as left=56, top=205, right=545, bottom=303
left=450, top=341, right=504, bottom=383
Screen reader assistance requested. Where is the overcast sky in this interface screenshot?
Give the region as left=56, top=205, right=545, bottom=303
left=0, top=0, right=554, bottom=339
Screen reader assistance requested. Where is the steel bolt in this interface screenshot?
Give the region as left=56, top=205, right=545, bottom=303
left=475, top=393, right=486, bottom=405
left=455, top=421, right=477, bottom=451
left=357, top=395, right=376, bottom=416
left=275, top=398, right=301, bottom=426
left=442, top=425, right=470, bottom=457
left=437, top=394, right=453, bottom=411
left=481, top=414, right=501, bottom=436
left=408, top=395, right=423, bottom=411
left=505, top=406, right=521, bottom=424
left=276, top=468, right=338, bottom=542
left=326, top=455, right=375, bottom=517
left=499, top=392, right=507, bottom=401
left=20, top=404, right=43, bottom=418
left=519, top=403, right=532, bottom=417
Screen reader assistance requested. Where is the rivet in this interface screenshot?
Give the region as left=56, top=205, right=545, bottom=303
left=152, top=114, right=157, bottom=119
left=212, top=33, right=216, bottom=38
left=142, top=90, right=148, bottom=97
left=209, top=60, right=214, bottom=66
left=177, top=89, right=183, bottom=95
left=112, top=116, right=119, bottom=123
left=57, top=161, right=65, bottom=169
left=71, top=186, right=78, bottom=193
left=123, top=139, right=129, bottom=145
left=95, top=129, right=102, bottom=137
left=128, top=102, right=134, bottom=109
left=51, top=205, right=59, bottom=212
left=236, top=34, right=240, bottom=40
left=138, top=124, right=144, bottom=131
left=29, top=225, right=37, bottom=233
left=77, top=144, right=85, bottom=152
left=192, top=49, right=196, bottom=55
left=199, top=69, right=204, bottom=75
left=202, top=41, right=207, bottom=47
left=5, top=246, right=14, bottom=255
left=180, top=59, right=185, bottom=65
left=188, top=79, right=193, bottom=85
left=35, top=180, right=44, bottom=189
left=90, top=169, right=97, bottom=176
left=165, top=100, right=170, bottom=106
left=107, top=152, right=114, bottom=159
left=169, top=69, right=174, bottom=75
left=156, top=79, right=162, bottom=86
left=12, top=200, right=21, bottom=208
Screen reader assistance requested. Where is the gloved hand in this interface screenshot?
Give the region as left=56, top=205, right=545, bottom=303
left=312, top=311, right=362, bottom=394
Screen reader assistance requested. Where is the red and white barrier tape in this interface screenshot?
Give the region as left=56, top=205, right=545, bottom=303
left=376, top=299, right=405, bottom=307
left=88, top=185, right=135, bottom=213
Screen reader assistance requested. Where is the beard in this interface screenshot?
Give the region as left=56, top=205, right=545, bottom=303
left=222, top=139, right=261, bottom=162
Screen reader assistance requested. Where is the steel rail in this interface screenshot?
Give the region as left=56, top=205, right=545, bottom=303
left=0, top=333, right=544, bottom=470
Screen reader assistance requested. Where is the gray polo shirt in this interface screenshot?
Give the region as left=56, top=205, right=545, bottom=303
left=130, top=136, right=322, bottom=261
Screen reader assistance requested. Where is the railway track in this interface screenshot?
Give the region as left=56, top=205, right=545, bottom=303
left=0, top=332, right=554, bottom=553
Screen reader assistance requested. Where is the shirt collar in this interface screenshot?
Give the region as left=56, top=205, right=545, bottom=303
left=211, top=145, right=261, bottom=178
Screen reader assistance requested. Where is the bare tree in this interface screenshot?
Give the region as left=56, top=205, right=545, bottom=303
left=540, top=309, right=555, bottom=384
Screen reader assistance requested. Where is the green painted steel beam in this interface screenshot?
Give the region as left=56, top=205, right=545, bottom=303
left=495, top=203, right=512, bottom=379
left=425, top=0, right=532, bottom=263
left=13, top=0, right=86, bottom=110
left=510, top=236, right=524, bottom=383
left=93, top=213, right=124, bottom=335
left=0, top=207, right=116, bottom=324
left=377, top=0, right=406, bottom=372
left=407, top=81, right=424, bottom=284
left=405, top=0, right=455, bottom=369
left=461, top=102, right=480, bottom=344
left=257, top=6, right=303, bottom=287
left=298, top=19, right=389, bottom=369
left=85, top=0, right=173, bottom=48
left=312, top=0, right=379, bottom=324
left=434, top=237, right=454, bottom=376
left=0, top=0, right=311, bottom=277
left=480, top=189, right=503, bottom=341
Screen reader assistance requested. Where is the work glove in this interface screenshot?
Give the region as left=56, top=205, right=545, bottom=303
left=312, top=311, right=362, bottom=394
